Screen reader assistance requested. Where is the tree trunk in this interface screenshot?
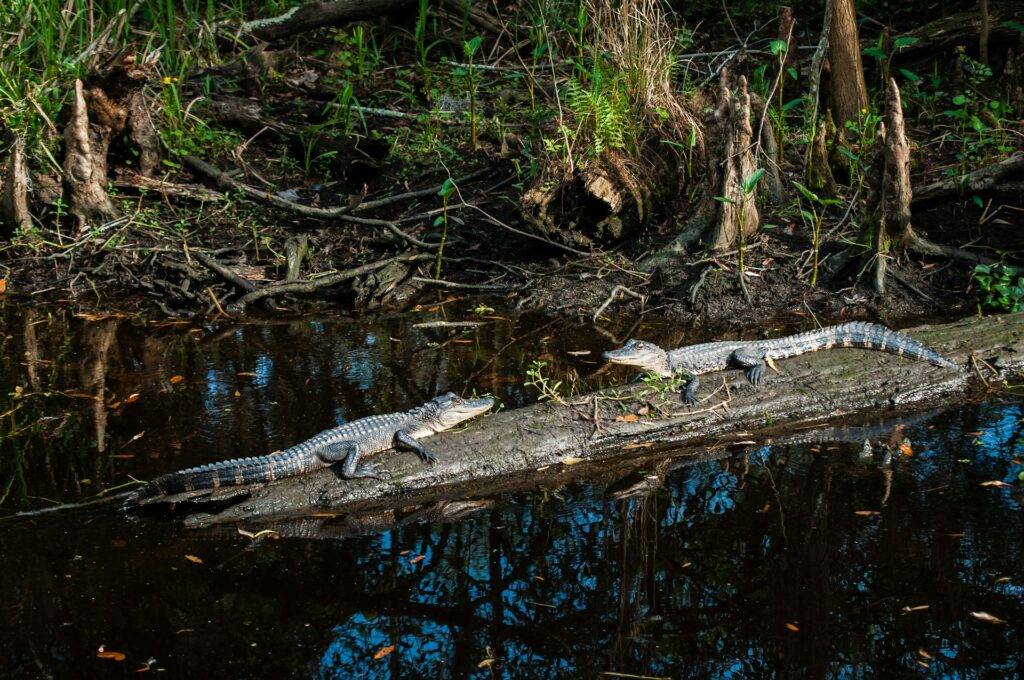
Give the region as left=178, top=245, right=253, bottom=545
left=1, top=137, right=32, bottom=237
left=828, top=0, right=869, bottom=126
left=703, top=72, right=759, bottom=251
left=143, top=312, right=1024, bottom=528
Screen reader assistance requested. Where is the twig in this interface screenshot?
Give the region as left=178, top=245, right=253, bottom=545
left=410, top=277, right=509, bottom=291
left=190, top=250, right=257, bottom=293
left=592, top=285, right=646, bottom=322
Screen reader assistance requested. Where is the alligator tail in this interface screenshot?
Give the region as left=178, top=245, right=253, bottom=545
left=762, top=321, right=958, bottom=369
left=135, top=453, right=308, bottom=500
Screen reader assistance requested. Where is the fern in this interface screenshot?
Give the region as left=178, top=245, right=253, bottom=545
left=565, top=63, right=630, bottom=158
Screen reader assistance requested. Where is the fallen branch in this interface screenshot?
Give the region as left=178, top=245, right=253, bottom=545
left=228, top=252, right=431, bottom=311
left=143, top=312, right=1024, bottom=527
left=235, top=0, right=411, bottom=42
left=593, top=285, right=645, bottom=322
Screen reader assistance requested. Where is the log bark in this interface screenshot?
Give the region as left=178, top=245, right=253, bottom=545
left=828, top=0, right=869, bottom=126
left=152, top=312, right=1024, bottom=528
left=235, top=0, right=411, bottom=42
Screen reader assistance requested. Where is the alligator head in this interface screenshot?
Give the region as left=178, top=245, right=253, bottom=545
left=420, top=392, right=494, bottom=432
left=602, top=339, right=672, bottom=377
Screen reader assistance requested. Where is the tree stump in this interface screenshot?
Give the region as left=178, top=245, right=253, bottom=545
left=1, top=137, right=32, bottom=237
left=62, top=53, right=161, bottom=233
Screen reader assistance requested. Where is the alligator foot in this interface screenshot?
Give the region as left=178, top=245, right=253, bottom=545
left=682, top=377, right=699, bottom=406
left=347, top=464, right=391, bottom=481
left=745, top=364, right=765, bottom=386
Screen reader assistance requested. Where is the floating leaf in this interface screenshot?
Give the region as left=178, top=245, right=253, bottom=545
left=477, top=658, right=495, bottom=668
left=184, top=555, right=203, bottom=564
left=409, top=555, right=425, bottom=564
left=373, top=645, right=396, bottom=660
left=97, top=649, right=126, bottom=661
left=169, top=375, right=185, bottom=385
left=785, top=623, right=800, bottom=632
left=560, top=456, right=584, bottom=465
left=980, top=480, right=1009, bottom=487
left=970, top=611, right=1007, bottom=624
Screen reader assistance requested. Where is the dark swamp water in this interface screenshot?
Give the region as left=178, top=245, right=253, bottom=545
left=1, top=301, right=1022, bottom=678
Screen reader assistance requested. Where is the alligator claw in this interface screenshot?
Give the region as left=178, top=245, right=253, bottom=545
left=422, top=453, right=438, bottom=464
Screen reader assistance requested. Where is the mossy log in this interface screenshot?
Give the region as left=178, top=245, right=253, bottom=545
left=155, top=313, right=1024, bottom=528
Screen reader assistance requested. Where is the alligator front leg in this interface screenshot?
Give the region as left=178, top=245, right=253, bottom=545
left=319, top=441, right=388, bottom=480
left=395, top=430, right=438, bottom=464
left=731, top=348, right=767, bottom=386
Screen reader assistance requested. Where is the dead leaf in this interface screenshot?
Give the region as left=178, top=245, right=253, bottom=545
left=97, top=649, right=126, bottom=661
left=899, top=441, right=913, bottom=457
left=409, top=555, right=425, bottom=564
left=237, top=372, right=257, bottom=377
left=234, top=390, right=242, bottom=397
left=760, top=502, right=772, bottom=513
left=560, top=456, right=584, bottom=465
left=0, top=279, right=6, bottom=294
left=970, top=611, right=1007, bottom=625
left=614, top=413, right=640, bottom=423
left=916, top=660, right=930, bottom=669
left=784, top=623, right=800, bottom=632
left=995, top=576, right=1011, bottom=584
left=623, top=442, right=653, bottom=450
left=124, top=393, right=141, bottom=404
left=901, top=605, right=930, bottom=613
left=169, top=375, right=184, bottom=385
left=918, top=649, right=933, bottom=660
left=854, top=510, right=880, bottom=516
left=184, top=555, right=203, bottom=564
left=373, top=645, right=396, bottom=660
left=477, top=659, right=495, bottom=668
left=980, top=480, right=1009, bottom=487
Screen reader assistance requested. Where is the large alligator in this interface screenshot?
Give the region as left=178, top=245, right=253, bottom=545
left=132, top=392, right=494, bottom=503
left=603, top=321, right=959, bottom=404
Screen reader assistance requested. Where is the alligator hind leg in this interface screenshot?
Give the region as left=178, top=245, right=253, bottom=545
left=395, top=430, right=437, bottom=464
left=320, top=441, right=389, bottom=480
left=731, top=348, right=767, bottom=386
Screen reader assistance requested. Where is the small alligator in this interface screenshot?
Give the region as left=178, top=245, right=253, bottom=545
left=602, top=321, right=958, bottom=405
left=132, top=392, right=494, bottom=503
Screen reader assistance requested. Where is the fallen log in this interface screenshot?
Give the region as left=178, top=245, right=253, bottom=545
left=913, top=153, right=1024, bottom=205
left=149, top=312, right=1024, bottom=528
left=234, top=0, right=410, bottom=42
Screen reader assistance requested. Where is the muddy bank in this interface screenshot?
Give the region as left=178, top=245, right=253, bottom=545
left=156, top=312, right=1024, bottom=527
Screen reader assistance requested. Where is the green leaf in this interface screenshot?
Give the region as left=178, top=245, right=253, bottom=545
left=863, top=46, right=886, bottom=60
left=799, top=209, right=815, bottom=222
left=898, top=68, right=921, bottom=84
left=437, top=178, right=455, bottom=197
left=893, top=36, right=919, bottom=50
left=792, top=180, right=819, bottom=204
left=1003, top=20, right=1024, bottom=33
left=742, top=168, right=765, bottom=194
left=782, top=97, right=803, bottom=112
left=973, top=195, right=984, bottom=208
left=786, top=67, right=799, bottom=81
left=952, top=94, right=968, bottom=106
left=769, top=39, right=789, bottom=56
left=713, top=196, right=736, bottom=205
left=839, top=147, right=860, bottom=162
left=463, top=36, right=483, bottom=58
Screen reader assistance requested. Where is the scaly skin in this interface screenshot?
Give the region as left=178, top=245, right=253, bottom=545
left=134, top=393, right=493, bottom=501
left=603, top=321, right=958, bottom=404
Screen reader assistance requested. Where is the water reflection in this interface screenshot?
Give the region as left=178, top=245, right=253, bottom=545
left=1, top=304, right=1022, bottom=677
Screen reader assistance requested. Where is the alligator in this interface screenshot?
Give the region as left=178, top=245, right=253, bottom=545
left=131, top=392, right=494, bottom=503
left=602, top=321, right=958, bottom=405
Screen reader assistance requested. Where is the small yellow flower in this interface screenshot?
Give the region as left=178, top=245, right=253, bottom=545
left=162, top=76, right=178, bottom=86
